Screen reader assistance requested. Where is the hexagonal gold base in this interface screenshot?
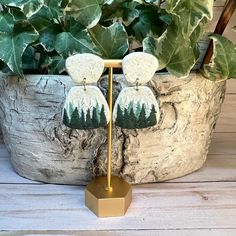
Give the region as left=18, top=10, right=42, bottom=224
left=85, top=175, right=132, bottom=217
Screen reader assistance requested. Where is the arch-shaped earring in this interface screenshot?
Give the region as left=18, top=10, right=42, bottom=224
left=113, top=52, right=160, bottom=129
left=62, top=54, right=110, bottom=129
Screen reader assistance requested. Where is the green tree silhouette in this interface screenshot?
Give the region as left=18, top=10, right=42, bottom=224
left=92, top=107, right=99, bottom=128
left=147, top=105, right=157, bottom=127
left=70, top=107, right=80, bottom=129
left=137, top=104, right=147, bottom=128
left=63, top=108, right=70, bottom=127
left=123, top=109, right=130, bottom=128
left=115, top=104, right=124, bottom=127
left=69, top=102, right=74, bottom=117
left=80, top=109, right=85, bottom=128
left=127, top=101, right=133, bottom=113
left=99, top=105, right=107, bottom=127
left=85, top=109, right=92, bottom=128
left=135, top=102, right=142, bottom=118
left=128, top=107, right=136, bottom=129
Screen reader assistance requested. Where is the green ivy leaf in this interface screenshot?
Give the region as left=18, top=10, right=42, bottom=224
left=30, top=7, right=62, bottom=52
left=43, top=0, right=63, bottom=19
left=22, top=46, right=38, bottom=70
left=101, top=1, right=140, bottom=27
left=0, top=0, right=44, bottom=18
left=48, top=56, right=65, bottom=74
left=122, top=2, right=140, bottom=26
left=143, top=20, right=196, bottom=77
left=190, top=18, right=208, bottom=62
left=166, top=43, right=195, bottom=77
left=70, top=0, right=104, bottom=28
left=203, top=34, right=236, bottom=81
left=166, top=0, right=213, bottom=37
left=55, top=21, right=98, bottom=58
left=190, top=18, right=207, bottom=44
left=89, top=22, right=129, bottom=59
left=232, top=26, right=236, bottom=32
left=129, top=6, right=168, bottom=43
left=0, top=12, right=39, bottom=77
left=0, top=11, right=14, bottom=32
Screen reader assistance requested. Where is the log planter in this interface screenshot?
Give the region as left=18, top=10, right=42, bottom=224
left=0, top=73, right=225, bottom=185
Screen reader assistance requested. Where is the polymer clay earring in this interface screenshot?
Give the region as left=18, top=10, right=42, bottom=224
left=113, top=52, right=160, bottom=129
left=62, top=54, right=110, bottom=129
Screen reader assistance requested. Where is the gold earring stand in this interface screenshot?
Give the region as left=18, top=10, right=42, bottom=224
left=85, top=60, right=132, bottom=217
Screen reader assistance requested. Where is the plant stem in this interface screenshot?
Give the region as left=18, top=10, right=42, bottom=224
left=202, top=0, right=236, bottom=66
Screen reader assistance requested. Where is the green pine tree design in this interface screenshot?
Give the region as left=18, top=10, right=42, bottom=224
left=80, top=109, right=85, bottom=128
left=137, top=104, right=147, bottom=128
left=123, top=109, right=130, bottom=128
left=121, top=106, right=136, bottom=129
left=129, top=107, right=137, bottom=129
left=63, top=108, right=70, bottom=127
left=85, top=109, right=92, bottom=128
left=147, top=105, right=157, bottom=126
left=99, top=105, right=107, bottom=127
left=69, top=102, right=74, bottom=117
left=92, top=107, right=99, bottom=128
left=115, top=104, right=124, bottom=127
left=115, top=102, right=157, bottom=129
left=70, top=107, right=80, bottom=129
left=136, top=103, right=142, bottom=119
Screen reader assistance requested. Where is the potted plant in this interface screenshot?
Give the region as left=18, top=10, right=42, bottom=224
left=0, top=0, right=235, bottom=185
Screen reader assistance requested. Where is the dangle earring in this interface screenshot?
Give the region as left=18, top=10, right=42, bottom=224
left=62, top=54, right=110, bottom=129
left=113, top=52, right=160, bottom=129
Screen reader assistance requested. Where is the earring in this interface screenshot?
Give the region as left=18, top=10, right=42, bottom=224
left=113, top=52, right=160, bottom=129
left=62, top=54, right=110, bottom=129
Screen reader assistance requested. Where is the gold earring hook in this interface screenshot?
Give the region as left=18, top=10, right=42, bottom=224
left=83, top=78, right=87, bottom=91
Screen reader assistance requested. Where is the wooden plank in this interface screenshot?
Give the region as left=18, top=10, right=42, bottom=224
left=209, top=133, right=236, bottom=155
left=0, top=182, right=235, bottom=230
left=226, top=80, right=236, bottom=94
left=215, top=94, right=236, bottom=132
left=1, top=229, right=236, bottom=236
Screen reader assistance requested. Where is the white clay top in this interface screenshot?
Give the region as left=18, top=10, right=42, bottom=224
left=66, top=54, right=104, bottom=84
left=122, top=52, right=158, bottom=84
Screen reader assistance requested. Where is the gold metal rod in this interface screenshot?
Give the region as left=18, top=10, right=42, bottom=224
left=106, top=67, right=113, bottom=191
left=104, top=59, right=122, bottom=68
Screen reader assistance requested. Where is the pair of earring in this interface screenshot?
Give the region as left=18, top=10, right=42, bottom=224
left=62, top=53, right=160, bottom=130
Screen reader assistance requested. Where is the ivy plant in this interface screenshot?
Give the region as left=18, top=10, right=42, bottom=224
left=0, top=0, right=235, bottom=80
left=203, top=34, right=236, bottom=81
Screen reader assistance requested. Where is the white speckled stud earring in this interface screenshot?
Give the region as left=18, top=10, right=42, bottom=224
left=113, top=52, right=160, bottom=129
left=62, top=54, right=110, bottom=129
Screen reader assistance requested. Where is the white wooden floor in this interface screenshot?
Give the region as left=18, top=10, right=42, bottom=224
left=0, top=80, right=236, bottom=236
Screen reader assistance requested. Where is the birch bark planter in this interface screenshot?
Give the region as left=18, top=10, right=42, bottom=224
left=0, top=73, right=225, bottom=185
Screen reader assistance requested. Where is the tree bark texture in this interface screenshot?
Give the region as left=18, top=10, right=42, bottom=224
left=0, top=73, right=226, bottom=185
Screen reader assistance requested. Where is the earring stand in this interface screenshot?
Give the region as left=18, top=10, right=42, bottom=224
left=85, top=60, right=132, bottom=217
